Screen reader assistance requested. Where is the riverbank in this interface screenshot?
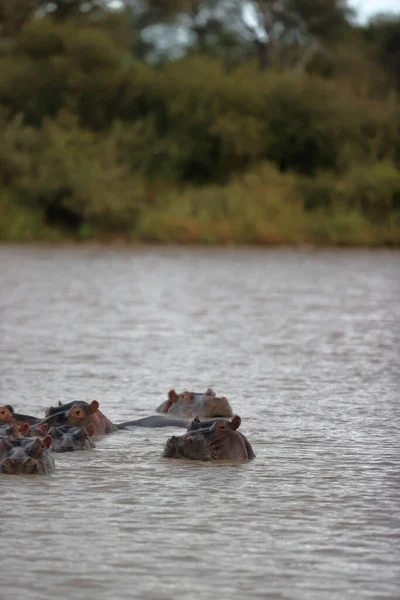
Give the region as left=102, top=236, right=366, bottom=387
left=2, top=163, right=399, bottom=247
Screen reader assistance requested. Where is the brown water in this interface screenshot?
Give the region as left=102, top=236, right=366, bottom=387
left=0, top=246, right=399, bottom=600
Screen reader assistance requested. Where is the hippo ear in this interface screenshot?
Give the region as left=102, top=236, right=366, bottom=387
left=90, top=400, right=99, bottom=413
left=231, top=415, right=241, bottom=430
left=193, top=416, right=201, bottom=423
left=58, top=401, right=63, bottom=407
left=168, top=390, right=177, bottom=402
left=5, top=405, right=15, bottom=413
left=20, top=422, right=31, bottom=436
left=206, top=388, right=216, bottom=397
left=86, top=423, right=95, bottom=437
left=37, top=423, right=49, bottom=437
left=42, top=435, right=52, bottom=449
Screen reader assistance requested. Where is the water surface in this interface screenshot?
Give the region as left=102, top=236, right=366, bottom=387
left=0, top=246, right=399, bottom=599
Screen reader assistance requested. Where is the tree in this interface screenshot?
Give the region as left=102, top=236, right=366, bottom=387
left=223, top=0, right=352, bottom=71
left=364, top=14, right=400, bottom=90
left=124, top=0, right=352, bottom=70
left=0, top=0, right=38, bottom=38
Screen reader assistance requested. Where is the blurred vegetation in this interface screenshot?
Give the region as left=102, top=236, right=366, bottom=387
left=0, top=1, right=400, bottom=245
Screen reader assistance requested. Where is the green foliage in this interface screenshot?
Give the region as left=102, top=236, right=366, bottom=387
left=0, top=10, right=399, bottom=246
left=0, top=111, right=146, bottom=235
left=341, top=162, right=400, bottom=222
left=365, top=16, right=400, bottom=91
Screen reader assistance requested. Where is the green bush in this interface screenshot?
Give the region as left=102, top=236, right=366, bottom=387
left=341, top=161, right=400, bottom=221
left=0, top=17, right=400, bottom=246
left=0, top=112, right=146, bottom=235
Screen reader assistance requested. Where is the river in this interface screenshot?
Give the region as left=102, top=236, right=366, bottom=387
left=0, top=246, right=399, bottom=599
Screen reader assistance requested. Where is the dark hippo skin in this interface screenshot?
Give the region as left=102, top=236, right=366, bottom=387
left=0, top=422, right=31, bottom=439
left=48, top=424, right=96, bottom=452
left=0, top=435, right=55, bottom=475
left=187, top=415, right=241, bottom=431
left=41, top=400, right=189, bottom=434
left=117, top=415, right=189, bottom=429
left=0, top=405, right=41, bottom=426
left=186, top=414, right=254, bottom=459
left=163, top=417, right=255, bottom=462
left=41, top=400, right=117, bottom=436
left=41, top=400, right=189, bottom=435
left=156, top=388, right=233, bottom=418
left=164, top=431, right=212, bottom=460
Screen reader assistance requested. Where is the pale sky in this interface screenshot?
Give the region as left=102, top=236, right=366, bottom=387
left=349, top=0, right=400, bottom=23
left=109, top=0, right=399, bottom=24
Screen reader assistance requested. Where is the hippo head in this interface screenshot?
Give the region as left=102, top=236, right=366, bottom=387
left=163, top=415, right=253, bottom=462
left=164, top=390, right=193, bottom=416
left=0, top=422, right=30, bottom=439
left=200, top=395, right=233, bottom=418
left=0, top=405, right=40, bottom=426
left=163, top=431, right=212, bottom=461
left=1, top=446, right=39, bottom=474
left=1, top=435, right=53, bottom=474
left=157, top=388, right=233, bottom=418
left=49, top=424, right=96, bottom=452
left=44, top=400, right=99, bottom=427
left=42, top=400, right=114, bottom=436
left=30, top=422, right=49, bottom=437
left=0, top=405, right=15, bottom=424
left=187, top=414, right=241, bottom=432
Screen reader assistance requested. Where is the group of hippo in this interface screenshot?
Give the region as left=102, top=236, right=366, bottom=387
left=0, top=388, right=255, bottom=475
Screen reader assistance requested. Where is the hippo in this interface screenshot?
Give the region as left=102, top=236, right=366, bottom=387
left=156, top=388, right=233, bottom=418
left=164, top=429, right=212, bottom=461
left=0, top=435, right=55, bottom=475
left=0, top=422, right=31, bottom=439
left=0, top=405, right=41, bottom=426
left=43, top=400, right=116, bottom=435
left=163, top=417, right=255, bottom=462
left=48, top=425, right=96, bottom=452
left=40, top=400, right=189, bottom=435
left=187, top=414, right=255, bottom=459
left=187, top=414, right=241, bottom=431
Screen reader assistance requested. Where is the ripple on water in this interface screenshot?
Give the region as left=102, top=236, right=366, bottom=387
left=0, top=247, right=399, bottom=600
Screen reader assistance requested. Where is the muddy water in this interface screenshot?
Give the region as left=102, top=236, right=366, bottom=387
left=0, top=246, right=399, bottom=600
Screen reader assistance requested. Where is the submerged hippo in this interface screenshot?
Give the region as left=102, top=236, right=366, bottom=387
left=40, top=400, right=189, bottom=435
left=163, top=416, right=255, bottom=462
left=48, top=425, right=96, bottom=452
left=0, top=435, right=55, bottom=475
left=43, top=400, right=116, bottom=435
left=156, top=388, right=233, bottom=418
left=0, top=405, right=41, bottom=426
left=0, top=422, right=31, bottom=439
